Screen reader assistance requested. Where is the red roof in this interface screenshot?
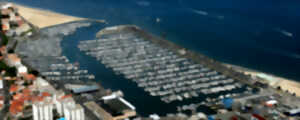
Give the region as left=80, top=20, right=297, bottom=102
left=16, top=16, right=22, bottom=21
left=0, top=96, right=4, bottom=100
left=41, top=92, right=51, bottom=97
left=7, top=54, right=21, bottom=63
left=1, top=9, right=11, bottom=15
left=0, top=46, right=6, bottom=53
left=2, top=24, right=9, bottom=31
left=13, top=93, right=23, bottom=100
left=9, top=85, right=18, bottom=93
left=59, top=94, right=72, bottom=100
left=24, top=74, right=36, bottom=81
left=22, top=88, right=31, bottom=101
left=31, top=96, right=44, bottom=103
left=9, top=100, right=24, bottom=115
left=1, top=18, right=9, bottom=23
left=231, top=116, right=238, bottom=120
left=22, top=88, right=31, bottom=95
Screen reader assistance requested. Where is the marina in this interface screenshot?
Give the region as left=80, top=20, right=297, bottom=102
left=78, top=25, right=253, bottom=104
left=23, top=56, right=96, bottom=84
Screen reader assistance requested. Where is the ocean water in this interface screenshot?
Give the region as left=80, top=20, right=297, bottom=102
left=10, top=0, right=300, bottom=115
left=12, top=0, right=300, bottom=81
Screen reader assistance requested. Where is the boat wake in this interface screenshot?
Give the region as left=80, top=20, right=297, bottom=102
left=190, top=9, right=208, bottom=16
left=189, top=8, right=225, bottom=20
left=275, top=28, right=293, bottom=37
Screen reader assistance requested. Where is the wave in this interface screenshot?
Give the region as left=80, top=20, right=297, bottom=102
left=290, top=53, right=300, bottom=59
left=216, top=15, right=225, bottom=20
left=272, top=49, right=300, bottom=59
left=136, top=1, right=150, bottom=7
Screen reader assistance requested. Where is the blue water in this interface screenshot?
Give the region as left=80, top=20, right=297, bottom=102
left=11, top=0, right=300, bottom=115
left=60, top=21, right=249, bottom=116
left=12, top=0, right=299, bottom=81
left=8, top=0, right=300, bottom=115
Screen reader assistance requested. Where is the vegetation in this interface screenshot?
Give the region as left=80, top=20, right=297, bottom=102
left=0, top=61, right=16, bottom=77
left=28, top=69, right=39, bottom=76
left=0, top=32, right=9, bottom=45
left=7, top=49, right=14, bottom=53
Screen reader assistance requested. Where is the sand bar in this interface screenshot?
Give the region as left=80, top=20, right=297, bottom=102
left=14, top=4, right=86, bottom=28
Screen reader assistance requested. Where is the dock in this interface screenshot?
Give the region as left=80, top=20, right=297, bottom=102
left=78, top=25, right=253, bottom=104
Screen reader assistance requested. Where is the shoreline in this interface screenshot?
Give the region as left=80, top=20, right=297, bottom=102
left=117, top=25, right=300, bottom=97
left=223, top=63, right=300, bottom=96
left=13, top=3, right=87, bottom=28
left=12, top=2, right=300, bottom=96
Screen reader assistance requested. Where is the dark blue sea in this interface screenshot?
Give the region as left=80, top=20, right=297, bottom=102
left=11, top=0, right=300, bottom=116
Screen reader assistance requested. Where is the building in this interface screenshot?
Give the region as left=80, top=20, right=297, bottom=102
left=0, top=78, right=3, bottom=89
left=54, top=91, right=65, bottom=116
left=0, top=96, right=4, bottom=110
left=17, top=65, right=28, bottom=76
left=10, top=84, right=20, bottom=94
left=9, top=99, right=24, bottom=117
left=6, top=54, right=21, bottom=67
left=34, top=77, right=56, bottom=94
left=54, top=94, right=84, bottom=119
left=285, top=108, right=300, bottom=116
left=32, top=97, right=54, bottom=120
left=61, top=97, right=75, bottom=116
left=1, top=3, right=13, bottom=9
left=84, top=101, right=114, bottom=120
left=64, top=104, right=85, bottom=120
left=92, top=94, right=137, bottom=120
left=1, top=18, right=10, bottom=31
left=54, top=94, right=85, bottom=120
left=71, top=85, right=100, bottom=94
left=0, top=3, right=32, bottom=36
left=15, top=23, right=31, bottom=36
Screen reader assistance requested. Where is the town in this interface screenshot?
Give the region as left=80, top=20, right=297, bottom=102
left=0, top=2, right=299, bottom=120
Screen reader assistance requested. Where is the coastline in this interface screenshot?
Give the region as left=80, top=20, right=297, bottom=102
left=14, top=3, right=86, bottom=28
left=224, top=63, right=300, bottom=96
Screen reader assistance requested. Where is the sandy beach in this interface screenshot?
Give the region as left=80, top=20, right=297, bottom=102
left=224, top=64, right=300, bottom=96
left=14, top=4, right=86, bottom=28
left=245, top=71, right=300, bottom=96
